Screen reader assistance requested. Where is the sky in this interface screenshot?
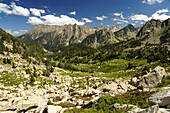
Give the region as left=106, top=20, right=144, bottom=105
left=0, top=0, right=169, bottom=36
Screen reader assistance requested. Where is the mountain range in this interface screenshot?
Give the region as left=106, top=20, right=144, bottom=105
left=18, top=18, right=169, bottom=49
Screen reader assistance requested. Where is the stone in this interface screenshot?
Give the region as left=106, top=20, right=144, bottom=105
left=139, top=104, right=159, bottom=113
left=101, top=82, right=118, bottom=92
left=114, top=103, right=127, bottom=110
left=149, top=89, right=170, bottom=108
left=47, top=105, right=62, bottom=113
left=131, top=77, right=138, bottom=86
left=138, top=66, right=167, bottom=89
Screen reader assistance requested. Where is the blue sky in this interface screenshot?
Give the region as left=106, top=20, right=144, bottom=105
left=0, top=0, right=169, bottom=36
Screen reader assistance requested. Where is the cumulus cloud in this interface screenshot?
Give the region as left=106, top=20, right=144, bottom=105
left=27, top=15, right=85, bottom=26
left=69, top=11, right=76, bottom=15
left=113, top=12, right=125, bottom=19
left=96, top=15, right=107, bottom=21
left=30, top=8, right=45, bottom=17
left=155, top=9, right=169, bottom=14
left=6, top=29, right=28, bottom=36
left=129, top=14, right=150, bottom=21
left=0, top=2, right=30, bottom=16
left=10, top=2, right=30, bottom=17
left=0, top=3, right=12, bottom=15
left=112, top=17, right=129, bottom=23
left=27, top=17, right=44, bottom=25
left=82, top=18, right=93, bottom=23
left=152, top=10, right=170, bottom=20
left=129, top=9, right=170, bottom=21
left=142, top=0, right=164, bottom=5
left=114, top=13, right=121, bottom=16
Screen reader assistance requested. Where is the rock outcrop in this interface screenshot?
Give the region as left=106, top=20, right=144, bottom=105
left=131, top=66, right=167, bottom=90
left=149, top=89, right=170, bottom=108
left=18, top=24, right=105, bottom=49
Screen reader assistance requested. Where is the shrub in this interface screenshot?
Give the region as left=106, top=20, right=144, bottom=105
left=43, top=70, right=51, bottom=77
left=30, top=74, right=35, bottom=84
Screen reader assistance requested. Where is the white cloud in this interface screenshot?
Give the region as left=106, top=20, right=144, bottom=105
left=82, top=18, right=93, bottom=23
left=151, top=11, right=170, bottom=20
left=96, top=15, right=107, bottom=21
left=10, top=2, right=30, bottom=17
left=113, top=12, right=125, bottom=19
left=0, top=2, right=30, bottom=17
left=142, top=0, right=164, bottom=5
left=114, top=13, right=121, bottom=16
left=112, top=17, right=129, bottom=23
left=155, top=9, right=168, bottom=14
left=27, top=15, right=85, bottom=26
left=30, top=8, right=45, bottom=17
left=117, top=22, right=123, bottom=24
left=15, top=0, right=19, bottom=1
left=0, top=3, right=12, bottom=15
left=129, top=9, right=170, bottom=21
left=69, top=11, right=76, bottom=15
left=27, top=17, right=44, bottom=25
left=6, top=29, right=28, bottom=36
left=44, top=6, right=48, bottom=9
left=129, top=14, right=150, bottom=21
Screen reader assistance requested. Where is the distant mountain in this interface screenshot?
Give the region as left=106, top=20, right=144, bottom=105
left=18, top=24, right=122, bottom=49
left=114, top=24, right=137, bottom=40
left=18, top=18, right=170, bottom=49
left=137, top=19, right=170, bottom=44
left=81, top=24, right=137, bottom=48
left=18, top=24, right=106, bottom=49
left=82, top=28, right=119, bottom=48
left=0, top=27, right=45, bottom=64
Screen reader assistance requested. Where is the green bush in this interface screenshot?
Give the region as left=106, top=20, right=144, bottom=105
left=65, top=91, right=154, bottom=113
left=43, top=70, right=51, bottom=77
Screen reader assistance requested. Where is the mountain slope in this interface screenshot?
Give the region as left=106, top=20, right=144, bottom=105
left=137, top=19, right=170, bottom=44
left=81, top=24, right=137, bottom=47
left=81, top=28, right=119, bottom=48
left=0, top=28, right=45, bottom=64
left=18, top=18, right=170, bottom=49
left=114, top=24, right=137, bottom=40
left=18, top=24, right=105, bottom=49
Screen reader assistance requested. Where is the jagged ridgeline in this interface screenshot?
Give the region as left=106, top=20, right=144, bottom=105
left=18, top=24, right=122, bottom=49
left=18, top=18, right=170, bottom=50
left=0, top=28, right=45, bottom=64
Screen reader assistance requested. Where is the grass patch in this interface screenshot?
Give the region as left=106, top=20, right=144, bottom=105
left=0, top=71, right=27, bottom=86
left=65, top=91, right=154, bottom=113
left=60, top=70, right=138, bottom=78
left=71, top=59, right=147, bottom=73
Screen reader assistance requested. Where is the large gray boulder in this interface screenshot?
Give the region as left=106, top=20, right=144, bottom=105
left=138, top=66, right=167, bottom=90
left=148, top=89, right=170, bottom=108
left=139, top=104, right=159, bottom=113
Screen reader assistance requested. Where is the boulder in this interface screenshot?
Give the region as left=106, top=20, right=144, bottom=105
left=131, top=77, right=138, bottom=87
left=139, top=104, right=159, bottom=113
left=47, top=105, right=62, bottom=113
left=148, top=89, right=170, bottom=108
left=138, top=66, right=167, bottom=89
left=100, top=82, right=118, bottom=92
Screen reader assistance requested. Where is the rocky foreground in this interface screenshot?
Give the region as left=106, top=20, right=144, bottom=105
left=0, top=62, right=169, bottom=113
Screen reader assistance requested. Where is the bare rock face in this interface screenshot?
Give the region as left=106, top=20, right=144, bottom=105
left=114, top=24, right=137, bottom=40
left=138, top=66, right=167, bottom=90
left=18, top=24, right=123, bottom=49
left=137, top=19, right=170, bottom=44
left=18, top=24, right=104, bottom=49
left=148, top=89, right=170, bottom=108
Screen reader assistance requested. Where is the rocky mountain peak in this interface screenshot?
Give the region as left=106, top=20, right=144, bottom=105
left=110, top=24, right=122, bottom=32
